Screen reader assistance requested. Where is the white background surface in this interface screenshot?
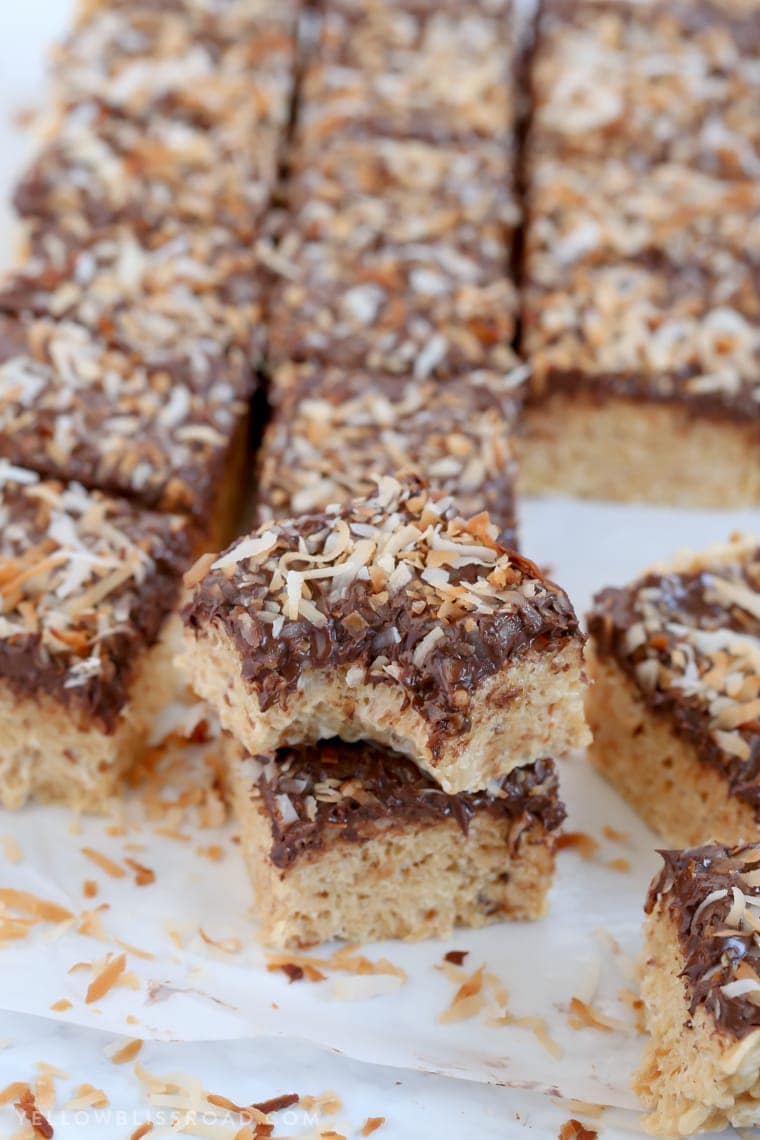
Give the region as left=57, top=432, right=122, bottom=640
left=0, top=4, right=759, bottom=1137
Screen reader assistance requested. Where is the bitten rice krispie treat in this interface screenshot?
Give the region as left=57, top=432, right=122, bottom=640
left=0, top=461, right=191, bottom=810
left=636, top=844, right=760, bottom=1135
left=227, top=739, right=565, bottom=947
left=587, top=536, right=760, bottom=847
left=520, top=0, right=760, bottom=508
left=256, top=365, right=522, bottom=547
left=182, top=477, right=589, bottom=795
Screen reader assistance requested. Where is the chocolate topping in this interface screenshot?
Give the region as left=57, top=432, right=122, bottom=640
left=247, top=741, right=564, bottom=868
left=184, top=477, right=582, bottom=750
left=588, top=539, right=760, bottom=816
left=647, top=844, right=760, bottom=1038
left=0, top=463, right=191, bottom=730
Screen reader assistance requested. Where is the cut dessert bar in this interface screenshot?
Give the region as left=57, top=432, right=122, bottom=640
left=267, top=131, right=519, bottom=375
left=521, top=0, right=760, bottom=507
left=587, top=536, right=760, bottom=847
left=257, top=364, right=523, bottom=547
left=297, top=2, right=515, bottom=149
left=0, top=461, right=191, bottom=810
left=182, top=476, right=588, bottom=794
left=227, top=738, right=565, bottom=947
left=16, top=0, right=297, bottom=241
left=0, top=226, right=267, bottom=365
left=284, top=135, right=517, bottom=261
left=267, top=229, right=518, bottom=377
left=0, top=302, right=250, bottom=546
left=530, top=1, right=759, bottom=176
left=636, top=844, right=760, bottom=1135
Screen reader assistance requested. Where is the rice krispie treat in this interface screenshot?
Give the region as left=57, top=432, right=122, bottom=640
left=267, top=232, right=518, bottom=378
left=636, top=844, right=760, bottom=1135
left=15, top=0, right=297, bottom=241
left=0, top=226, right=266, bottom=365
left=297, top=1, right=515, bottom=149
left=0, top=302, right=250, bottom=546
left=182, top=477, right=589, bottom=794
left=257, top=364, right=522, bottom=547
left=521, top=0, right=760, bottom=507
left=227, top=739, right=565, bottom=947
left=529, top=0, right=759, bottom=176
left=0, top=462, right=191, bottom=810
left=587, top=536, right=760, bottom=847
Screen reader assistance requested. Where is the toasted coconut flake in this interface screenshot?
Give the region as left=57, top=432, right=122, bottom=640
left=65, top=1084, right=109, bottom=1110
left=86, top=952, right=127, bottom=1004
left=80, top=847, right=125, bottom=879
left=556, top=832, right=600, bottom=860
left=0, top=888, right=72, bottom=924
left=559, top=1120, right=598, bottom=1140
left=360, top=1119, right=385, bottom=1137
left=14, top=1088, right=53, bottom=1139
left=106, top=1038, right=143, bottom=1065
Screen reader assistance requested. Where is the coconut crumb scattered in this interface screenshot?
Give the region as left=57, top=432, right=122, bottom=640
left=85, top=952, right=128, bottom=1004
left=80, top=847, right=125, bottom=879
left=360, top=1119, right=385, bottom=1137
left=1, top=836, right=23, bottom=864
left=105, top=1038, right=143, bottom=1064
left=558, top=1120, right=598, bottom=1140
left=556, top=832, right=600, bottom=860
left=13, top=1088, right=53, bottom=1139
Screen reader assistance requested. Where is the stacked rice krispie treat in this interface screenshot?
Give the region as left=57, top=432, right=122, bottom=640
left=520, top=0, right=760, bottom=507
left=257, top=0, right=525, bottom=543
left=0, top=0, right=299, bottom=806
left=182, top=477, right=590, bottom=946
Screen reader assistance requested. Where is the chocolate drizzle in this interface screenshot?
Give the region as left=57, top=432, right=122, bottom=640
left=647, top=845, right=760, bottom=1038
left=248, top=740, right=564, bottom=868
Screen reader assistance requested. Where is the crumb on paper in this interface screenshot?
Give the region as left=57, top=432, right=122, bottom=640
left=556, top=831, right=600, bottom=860
left=361, top=1118, right=385, bottom=1136
left=13, top=1088, right=53, bottom=1138
left=105, top=1038, right=143, bottom=1064
left=443, top=950, right=468, bottom=966
left=559, top=1120, right=598, bottom=1140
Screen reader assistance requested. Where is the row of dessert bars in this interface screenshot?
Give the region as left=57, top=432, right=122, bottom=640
left=520, top=0, right=760, bottom=507
left=183, top=0, right=591, bottom=948
left=0, top=0, right=300, bottom=807
left=256, top=0, right=523, bottom=544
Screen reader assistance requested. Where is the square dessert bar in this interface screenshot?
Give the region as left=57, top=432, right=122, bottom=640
left=284, top=135, right=517, bottom=258
left=0, top=307, right=250, bottom=548
left=0, top=226, right=267, bottom=367
left=520, top=0, right=760, bottom=508
left=530, top=0, right=759, bottom=176
left=297, top=1, right=515, bottom=148
left=16, top=2, right=297, bottom=242
left=587, top=536, right=760, bottom=847
left=182, top=477, right=589, bottom=795
left=636, top=844, right=760, bottom=1136
left=267, top=229, right=518, bottom=378
left=257, top=364, right=523, bottom=548
left=227, top=739, right=565, bottom=947
left=0, top=462, right=191, bottom=810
